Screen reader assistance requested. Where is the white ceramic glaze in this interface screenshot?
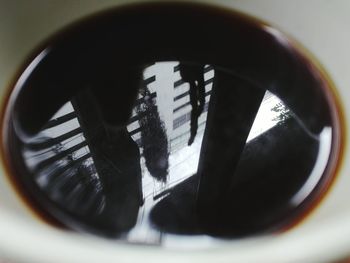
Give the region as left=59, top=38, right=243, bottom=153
left=0, top=0, right=349, bottom=262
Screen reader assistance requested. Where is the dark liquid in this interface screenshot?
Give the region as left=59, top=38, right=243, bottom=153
left=1, top=2, right=342, bottom=245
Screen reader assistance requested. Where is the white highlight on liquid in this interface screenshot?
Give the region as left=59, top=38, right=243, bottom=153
left=291, top=127, right=332, bottom=206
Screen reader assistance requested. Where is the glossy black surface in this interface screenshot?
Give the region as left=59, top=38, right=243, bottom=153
left=2, top=2, right=337, bottom=246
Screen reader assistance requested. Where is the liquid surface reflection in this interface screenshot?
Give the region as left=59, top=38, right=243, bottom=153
left=7, top=61, right=334, bottom=246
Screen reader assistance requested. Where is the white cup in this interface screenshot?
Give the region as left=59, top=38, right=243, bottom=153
left=0, top=0, right=350, bottom=262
